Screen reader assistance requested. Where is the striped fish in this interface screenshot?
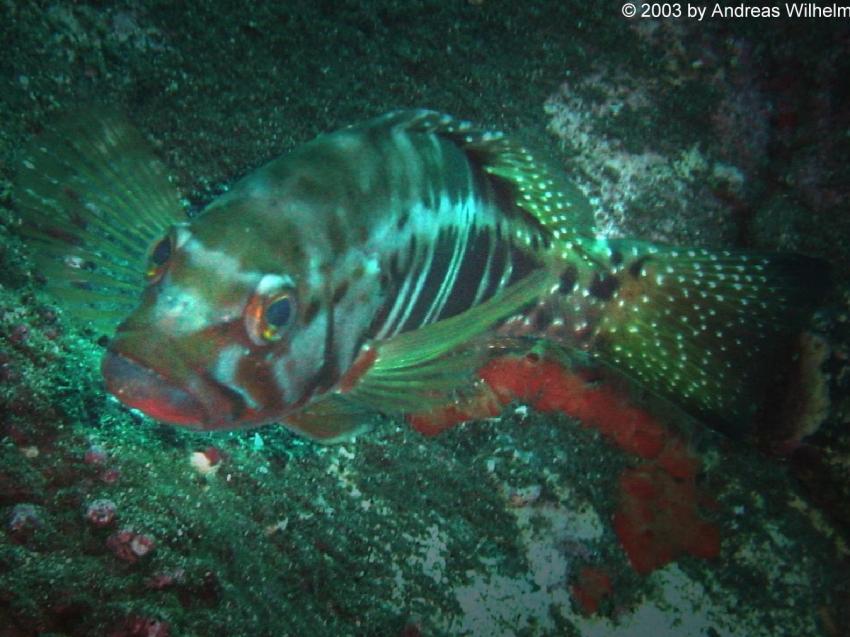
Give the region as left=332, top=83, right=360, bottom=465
left=14, top=109, right=827, bottom=441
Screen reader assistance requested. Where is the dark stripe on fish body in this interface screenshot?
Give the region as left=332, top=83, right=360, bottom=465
left=481, top=225, right=509, bottom=301
left=505, top=240, right=542, bottom=288
left=312, top=293, right=339, bottom=397
left=302, top=299, right=320, bottom=325
left=399, top=227, right=460, bottom=332
left=388, top=252, right=403, bottom=284
left=396, top=212, right=409, bottom=230
left=332, top=281, right=349, bottom=304
left=435, top=224, right=494, bottom=320
left=375, top=234, right=428, bottom=338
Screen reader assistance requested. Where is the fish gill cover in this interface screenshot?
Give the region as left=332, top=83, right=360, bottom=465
left=1, top=2, right=850, bottom=637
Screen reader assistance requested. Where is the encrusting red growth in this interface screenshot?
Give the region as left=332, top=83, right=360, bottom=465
left=571, top=565, right=614, bottom=615
left=408, top=352, right=721, bottom=582
left=407, top=395, right=501, bottom=436
left=614, top=465, right=720, bottom=574
left=479, top=355, right=669, bottom=460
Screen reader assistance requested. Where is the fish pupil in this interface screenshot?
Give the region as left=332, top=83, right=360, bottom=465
left=266, top=297, right=292, bottom=328
left=151, top=237, right=171, bottom=265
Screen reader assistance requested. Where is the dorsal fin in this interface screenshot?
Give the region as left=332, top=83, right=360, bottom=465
left=360, top=110, right=597, bottom=246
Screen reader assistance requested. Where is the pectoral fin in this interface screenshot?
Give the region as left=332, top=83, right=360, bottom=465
left=339, top=269, right=551, bottom=414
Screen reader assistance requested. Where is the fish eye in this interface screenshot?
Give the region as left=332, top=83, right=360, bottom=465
left=244, top=274, right=297, bottom=345
left=260, top=295, right=293, bottom=341
left=145, top=235, right=173, bottom=282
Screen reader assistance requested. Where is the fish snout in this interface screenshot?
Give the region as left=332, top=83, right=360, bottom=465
left=102, top=351, right=208, bottom=427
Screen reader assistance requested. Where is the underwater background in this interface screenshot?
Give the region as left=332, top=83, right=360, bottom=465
left=1, top=1, right=849, bottom=635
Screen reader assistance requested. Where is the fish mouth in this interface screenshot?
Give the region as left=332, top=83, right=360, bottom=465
left=102, top=351, right=210, bottom=427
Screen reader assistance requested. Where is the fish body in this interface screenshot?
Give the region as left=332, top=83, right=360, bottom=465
left=14, top=110, right=827, bottom=440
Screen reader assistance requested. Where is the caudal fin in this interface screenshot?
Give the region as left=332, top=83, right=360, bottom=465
left=591, top=241, right=830, bottom=431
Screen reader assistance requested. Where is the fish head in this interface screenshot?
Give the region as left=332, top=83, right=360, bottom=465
left=102, top=211, right=327, bottom=431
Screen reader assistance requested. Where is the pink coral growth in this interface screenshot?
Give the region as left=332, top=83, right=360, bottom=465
left=85, top=499, right=117, bottom=528
left=7, top=503, right=43, bottom=542
left=107, top=529, right=155, bottom=563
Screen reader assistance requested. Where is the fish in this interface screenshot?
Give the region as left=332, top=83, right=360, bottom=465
left=13, top=108, right=829, bottom=442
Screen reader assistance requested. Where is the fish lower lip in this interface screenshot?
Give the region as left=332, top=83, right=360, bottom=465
left=102, top=351, right=206, bottom=426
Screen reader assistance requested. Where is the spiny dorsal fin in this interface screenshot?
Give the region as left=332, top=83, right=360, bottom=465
left=590, top=240, right=830, bottom=429
left=14, top=108, right=185, bottom=334
left=364, top=110, right=597, bottom=245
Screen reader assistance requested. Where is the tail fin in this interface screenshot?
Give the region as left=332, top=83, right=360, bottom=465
left=13, top=108, right=184, bottom=334
left=591, top=240, right=830, bottom=431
